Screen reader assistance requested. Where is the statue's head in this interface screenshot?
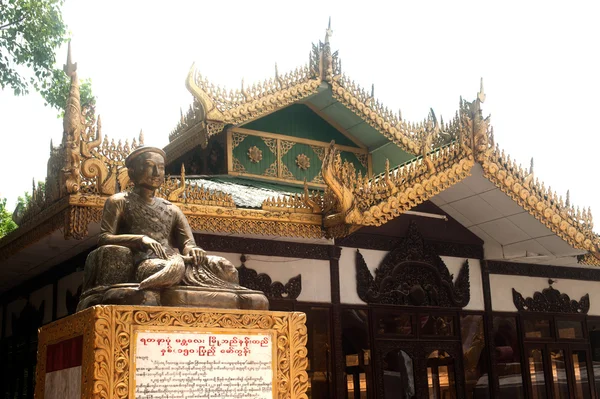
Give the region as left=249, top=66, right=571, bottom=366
left=125, top=147, right=167, bottom=190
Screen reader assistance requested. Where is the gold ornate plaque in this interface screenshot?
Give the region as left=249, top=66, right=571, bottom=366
left=35, top=305, right=309, bottom=399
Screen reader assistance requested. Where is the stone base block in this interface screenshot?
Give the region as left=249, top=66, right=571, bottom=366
left=35, top=305, right=308, bottom=399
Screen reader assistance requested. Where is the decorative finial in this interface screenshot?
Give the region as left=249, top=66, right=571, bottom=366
left=530, top=157, right=534, bottom=174
left=371, top=84, right=375, bottom=99
left=325, top=17, right=333, bottom=44
left=50, top=138, right=53, bottom=152
left=97, top=114, right=102, bottom=138
left=63, top=41, right=77, bottom=77
left=275, top=62, right=279, bottom=78
left=139, top=129, right=144, bottom=146
left=398, top=108, right=402, bottom=121
left=566, top=190, right=571, bottom=207
left=180, top=163, right=185, bottom=178
left=477, top=77, right=486, bottom=104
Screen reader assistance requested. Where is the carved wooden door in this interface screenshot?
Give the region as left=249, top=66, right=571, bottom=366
left=375, top=340, right=464, bottom=399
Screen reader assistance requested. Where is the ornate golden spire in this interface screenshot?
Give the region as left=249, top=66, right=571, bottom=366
left=324, top=17, right=333, bottom=44
left=62, top=41, right=81, bottom=142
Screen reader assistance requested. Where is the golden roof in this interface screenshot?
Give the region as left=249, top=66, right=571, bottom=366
left=2, top=27, right=599, bottom=267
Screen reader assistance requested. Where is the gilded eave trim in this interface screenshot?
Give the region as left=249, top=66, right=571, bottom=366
left=480, top=148, right=599, bottom=253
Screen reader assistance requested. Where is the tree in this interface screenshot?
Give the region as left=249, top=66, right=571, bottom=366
left=0, top=0, right=95, bottom=115
left=0, top=0, right=66, bottom=95
left=0, top=198, right=17, bottom=238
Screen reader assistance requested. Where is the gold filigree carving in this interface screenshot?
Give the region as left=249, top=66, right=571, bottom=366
left=481, top=150, right=597, bottom=252
left=62, top=193, right=323, bottom=239
left=248, top=146, right=263, bottom=163
left=321, top=140, right=474, bottom=234
left=280, top=140, right=296, bottom=156
left=183, top=184, right=236, bottom=208
left=154, top=165, right=236, bottom=207
left=169, top=100, right=205, bottom=142
left=206, top=121, right=225, bottom=137
left=355, top=153, right=368, bottom=169
left=311, top=171, right=325, bottom=184
left=264, top=161, right=278, bottom=177
left=231, top=132, right=247, bottom=149
left=578, top=252, right=600, bottom=266
left=66, top=205, right=103, bottom=239
left=232, top=157, right=246, bottom=173
left=263, top=137, right=278, bottom=154
left=281, top=164, right=295, bottom=180
left=185, top=215, right=322, bottom=239
left=261, top=182, right=322, bottom=215
left=295, top=154, right=310, bottom=170
left=310, top=145, right=325, bottom=161
left=186, top=64, right=320, bottom=128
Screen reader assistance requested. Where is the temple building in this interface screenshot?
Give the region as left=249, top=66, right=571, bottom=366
left=3, top=25, right=600, bottom=399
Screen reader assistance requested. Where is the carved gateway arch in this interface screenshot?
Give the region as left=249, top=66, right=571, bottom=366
left=355, top=221, right=470, bottom=307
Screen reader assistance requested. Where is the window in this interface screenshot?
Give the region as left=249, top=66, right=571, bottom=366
left=461, top=315, right=489, bottom=398
left=342, top=308, right=370, bottom=399
left=296, top=305, right=333, bottom=399
left=557, top=320, right=584, bottom=340
left=493, top=315, right=525, bottom=398
left=523, top=317, right=552, bottom=339
left=427, top=350, right=457, bottom=399
left=420, top=314, right=455, bottom=337
left=588, top=319, right=600, bottom=396
left=377, top=311, right=413, bottom=336
left=527, top=348, right=547, bottom=399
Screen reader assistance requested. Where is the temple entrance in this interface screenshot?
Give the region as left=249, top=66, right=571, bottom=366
left=377, top=340, right=463, bottom=399
left=367, top=309, right=469, bottom=399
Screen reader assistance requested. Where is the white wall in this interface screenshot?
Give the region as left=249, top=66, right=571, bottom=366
left=210, top=251, right=331, bottom=303
left=490, top=274, right=600, bottom=315
left=339, top=247, right=484, bottom=310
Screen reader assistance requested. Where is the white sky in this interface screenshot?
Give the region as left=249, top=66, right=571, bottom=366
left=0, top=1, right=599, bottom=231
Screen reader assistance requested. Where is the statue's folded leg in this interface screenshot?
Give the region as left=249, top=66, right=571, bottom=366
left=136, top=255, right=185, bottom=290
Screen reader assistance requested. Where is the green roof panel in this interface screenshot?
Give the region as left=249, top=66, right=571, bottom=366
left=242, top=104, right=359, bottom=148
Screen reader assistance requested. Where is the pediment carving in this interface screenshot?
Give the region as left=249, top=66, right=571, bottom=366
left=356, top=221, right=470, bottom=307
left=512, top=282, right=589, bottom=313
left=237, top=256, right=302, bottom=300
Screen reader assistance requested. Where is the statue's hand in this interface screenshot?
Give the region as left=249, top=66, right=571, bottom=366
left=183, top=247, right=207, bottom=266
left=141, top=236, right=167, bottom=259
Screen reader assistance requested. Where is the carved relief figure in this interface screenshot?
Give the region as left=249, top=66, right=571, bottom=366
left=77, top=146, right=268, bottom=311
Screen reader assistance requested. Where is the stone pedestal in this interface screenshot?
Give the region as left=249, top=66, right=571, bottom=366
left=35, top=305, right=308, bottom=399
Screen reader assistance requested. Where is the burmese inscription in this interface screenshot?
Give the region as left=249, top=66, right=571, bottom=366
left=134, top=331, right=274, bottom=399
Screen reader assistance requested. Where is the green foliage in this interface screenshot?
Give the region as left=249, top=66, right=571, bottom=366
left=0, top=0, right=66, bottom=95
left=0, top=0, right=96, bottom=116
left=0, top=198, right=17, bottom=238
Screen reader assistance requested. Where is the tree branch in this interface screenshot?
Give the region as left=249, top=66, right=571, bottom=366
left=0, top=15, right=27, bottom=31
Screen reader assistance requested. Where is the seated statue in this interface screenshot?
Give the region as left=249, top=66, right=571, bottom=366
left=77, top=146, right=268, bottom=311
